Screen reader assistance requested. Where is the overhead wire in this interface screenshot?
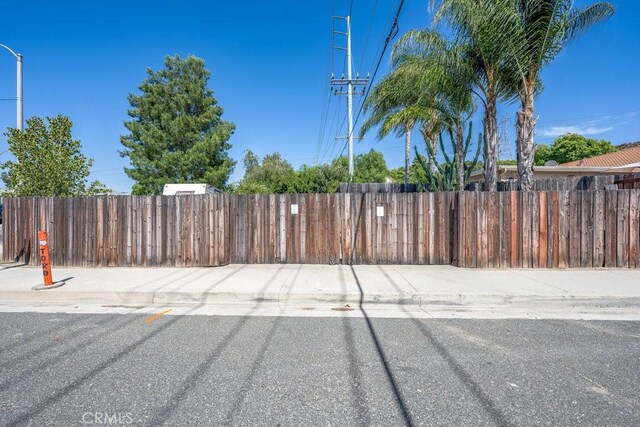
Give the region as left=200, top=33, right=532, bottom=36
left=358, top=0, right=379, bottom=72
left=337, top=0, right=406, bottom=158
left=321, top=95, right=344, bottom=163
left=314, top=54, right=335, bottom=164
left=321, top=0, right=354, bottom=164
left=330, top=0, right=391, bottom=162
left=320, top=0, right=406, bottom=164
left=313, top=0, right=339, bottom=165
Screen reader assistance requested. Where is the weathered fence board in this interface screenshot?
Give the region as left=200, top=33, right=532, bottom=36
left=454, top=190, right=640, bottom=268
left=2, top=190, right=639, bottom=268
left=2, top=195, right=229, bottom=267
left=336, top=183, right=418, bottom=193
left=466, top=175, right=625, bottom=191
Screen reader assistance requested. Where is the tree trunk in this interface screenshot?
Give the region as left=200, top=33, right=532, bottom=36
left=516, top=95, right=536, bottom=191
left=404, top=122, right=411, bottom=185
left=483, top=92, right=498, bottom=192
left=455, top=119, right=465, bottom=191
left=421, top=127, right=438, bottom=175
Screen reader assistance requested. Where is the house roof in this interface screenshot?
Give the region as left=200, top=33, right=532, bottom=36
left=616, top=141, right=640, bottom=150
left=467, top=164, right=640, bottom=183
left=560, top=145, right=640, bottom=167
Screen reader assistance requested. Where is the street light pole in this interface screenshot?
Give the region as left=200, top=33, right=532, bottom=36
left=17, top=54, right=22, bottom=131
left=0, top=44, right=23, bottom=131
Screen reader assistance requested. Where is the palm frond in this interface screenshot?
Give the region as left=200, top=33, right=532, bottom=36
left=566, top=3, right=615, bottom=41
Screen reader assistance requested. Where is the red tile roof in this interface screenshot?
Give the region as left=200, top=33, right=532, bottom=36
left=560, top=145, right=640, bottom=167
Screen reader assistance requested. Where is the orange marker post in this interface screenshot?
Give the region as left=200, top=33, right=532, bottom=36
left=32, top=231, right=64, bottom=290
left=38, top=230, right=53, bottom=286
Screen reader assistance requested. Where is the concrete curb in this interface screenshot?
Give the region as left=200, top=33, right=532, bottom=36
left=1, top=288, right=639, bottom=310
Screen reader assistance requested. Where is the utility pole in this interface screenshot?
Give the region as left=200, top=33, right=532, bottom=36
left=331, top=16, right=368, bottom=181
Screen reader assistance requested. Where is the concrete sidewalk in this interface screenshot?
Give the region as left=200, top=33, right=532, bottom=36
left=1, top=263, right=639, bottom=311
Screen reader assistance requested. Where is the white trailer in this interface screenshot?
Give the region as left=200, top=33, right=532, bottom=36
left=162, top=183, right=221, bottom=195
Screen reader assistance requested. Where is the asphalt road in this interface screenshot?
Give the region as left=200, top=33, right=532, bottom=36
left=0, top=312, right=639, bottom=426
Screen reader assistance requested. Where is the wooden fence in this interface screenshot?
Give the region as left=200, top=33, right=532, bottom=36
left=615, top=176, right=640, bottom=190
left=228, top=194, right=342, bottom=264
left=466, top=176, right=617, bottom=191
left=466, top=174, right=640, bottom=191
left=336, top=183, right=418, bottom=193
left=456, top=190, right=640, bottom=268
left=2, top=190, right=639, bottom=268
left=0, top=196, right=229, bottom=267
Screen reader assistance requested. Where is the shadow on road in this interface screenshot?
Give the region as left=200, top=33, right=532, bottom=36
left=146, top=264, right=289, bottom=426
left=350, top=265, right=415, bottom=427
left=407, top=317, right=514, bottom=427
left=361, top=265, right=514, bottom=427
left=5, top=259, right=514, bottom=426
left=6, top=312, right=188, bottom=427
left=4, top=264, right=265, bottom=426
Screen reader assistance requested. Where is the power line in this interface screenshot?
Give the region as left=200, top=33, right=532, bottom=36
left=314, top=47, right=336, bottom=164
left=320, top=0, right=406, bottom=165
left=358, top=0, right=379, bottom=72
left=338, top=0, right=406, bottom=158
left=329, top=14, right=369, bottom=179
left=315, top=0, right=352, bottom=166
left=320, top=1, right=364, bottom=167
left=321, top=96, right=345, bottom=163
left=315, top=0, right=337, bottom=165
left=91, top=167, right=126, bottom=173
left=354, top=0, right=404, bottom=131
left=336, top=0, right=397, bottom=161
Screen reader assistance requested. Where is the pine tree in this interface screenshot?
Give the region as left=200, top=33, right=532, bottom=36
left=120, top=55, right=236, bottom=195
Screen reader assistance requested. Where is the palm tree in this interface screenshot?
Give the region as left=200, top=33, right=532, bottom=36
left=498, top=0, right=614, bottom=190
left=418, top=100, right=446, bottom=176
left=392, top=30, right=476, bottom=190
left=430, top=0, right=521, bottom=191
left=360, top=65, right=429, bottom=185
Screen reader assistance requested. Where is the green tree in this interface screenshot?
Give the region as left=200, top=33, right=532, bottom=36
left=496, top=0, right=614, bottom=190
left=392, top=30, right=476, bottom=190
left=236, top=150, right=297, bottom=194
left=331, top=150, right=390, bottom=184
left=387, top=158, right=429, bottom=184
left=353, top=149, right=390, bottom=183
left=430, top=0, right=520, bottom=191
left=360, top=65, right=431, bottom=185
left=295, top=163, right=348, bottom=193
left=120, top=55, right=236, bottom=195
left=535, top=133, right=617, bottom=165
left=1, top=116, right=109, bottom=196
left=388, top=167, right=406, bottom=183
left=235, top=149, right=390, bottom=194
left=410, top=154, right=428, bottom=184
left=415, top=124, right=482, bottom=191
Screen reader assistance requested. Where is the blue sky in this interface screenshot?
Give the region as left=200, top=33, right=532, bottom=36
left=0, top=1, right=638, bottom=192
